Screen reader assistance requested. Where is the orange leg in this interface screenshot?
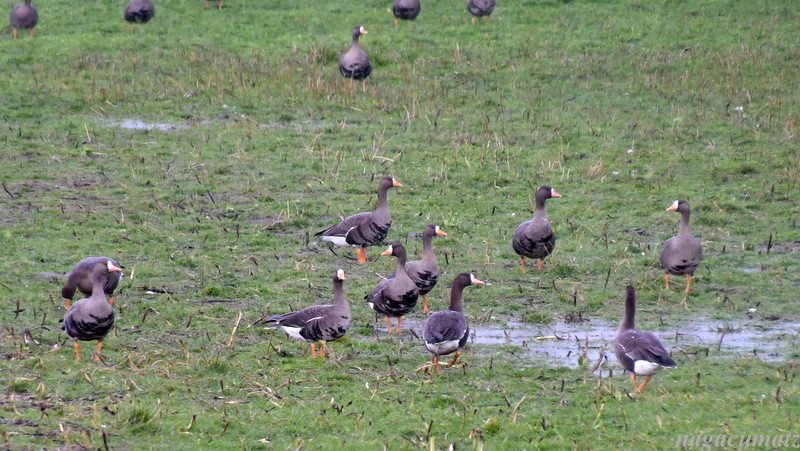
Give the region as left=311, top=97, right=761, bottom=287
left=684, top=276, right=693, bottom=293
left=93, top=341, right=104, bottom=362
left=664, top=274, right=671, bottom=291
left=319, top=342, right=327, bottom=358
left=310, top=343, right=318, bottom=358
left=29, top=29, right=35, bottom=37
left=64, top=299, right=72, bottom=310
left=204, top=0, right=209, bottom=7
left=537, top=259, right=545, bottom=271
left=471, top=17, right=477, bottom=25
left=217, top=1, right=223, bottom=9
left=432, top=355, right=442, bottom=374
left=73, top=341, right=81, bottom=360
left=384, top=316, right=393, bottom=333
left=361, top=79, right=368, bottom=90
left=630, top=373, right=637, bottom=388
left=12, top=28, right=19, bottom=39
left=422, top=295, right=430, bottom=314
left=356, top=248, right=367, bottom=264
left=394, top=316, right=403, bottom=333
left=446, top=351, right=461, bottom=367
left=394, top=18, right=399, bottom=27
left=519, top=257, right=527, bottom=274
left=486, top=16, right=491, bottom=22
left=129, top=24, right=135, bottom=32
left=635, top=375, right=653, bottom=393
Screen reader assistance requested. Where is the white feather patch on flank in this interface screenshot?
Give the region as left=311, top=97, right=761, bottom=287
left=319, top=235, right=352, bottom=247
left=426, top=340, right=460, bottom=355
left=279, top=326, right=305, bottom=341
left=633, top=360, right=666, bottom=376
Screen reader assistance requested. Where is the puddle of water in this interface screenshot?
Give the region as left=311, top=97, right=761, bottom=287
left=111, top=119, right=189, bottom=131
left=399, top=316, right=799, bottom=371
left=742, top=267, right=761, bottom=274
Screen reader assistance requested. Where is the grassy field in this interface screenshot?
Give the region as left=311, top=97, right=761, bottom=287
left=1, top=0, right=799, bottom=448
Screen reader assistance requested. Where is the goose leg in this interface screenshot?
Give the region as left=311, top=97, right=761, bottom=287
left=394, top=316, right=403, bottom=333
left=422, top=295, right=430, bottom=314
left=310, top=343, right=318, bottom=358
left=217, top=1, right=222, bottom=9
left=519, top=258, right=527, bottom=274
left=319, top=342, right=327, bottom=358
left=64, top=299, right=72, bottom=310
left=684, top=276, right=693, bottom=293
left=93, top=341, right=104, bottom=362
left=433, top=355, right=442, bottom=374
left=537, top=259, right=545, bottom=270
left=361, top=79, right=367, bottom=90
left=471, top=17, right=476, bottom=25
left=12, top=28, right=18, bottom=39
left=384, top=316, right=393, bottom=333
left=635, top=375, right=652, bottom=393
left=394, top=18, right=399, bottom=27
left=29, top=29, right=35, bottom=37
left=73, top=341, right=81, bottom=360
left=204, top=0, right=209, bottom=7
left=129, top=24, right=135, bottom=32
left=107, top=298, right=114, bottom=306
left=446, top=351, right=461, bottom=367
left=664, top=274, right=671, bottom=291
left=356, top=248, right=367, bottom=264
left=630, top=373, right=637, bottom=389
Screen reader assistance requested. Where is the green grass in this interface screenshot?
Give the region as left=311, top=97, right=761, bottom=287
left=1, top=0, right=799, bottom=448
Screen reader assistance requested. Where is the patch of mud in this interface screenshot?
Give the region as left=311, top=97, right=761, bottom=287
left=110, top=119, right=190, bottom=131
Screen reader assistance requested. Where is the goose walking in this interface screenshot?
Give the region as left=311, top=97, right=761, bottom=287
left=511, top=185, right=561, bottom=273
left=660, top=200, right=702, bottom=293
left=316, top=177, right=402, bottom=264
left=265, top=269, right=350, bottom=358
left=63, top=260, right=123, bottom=361
left=366, top=244, right=419, bottom=333
left=62, top=257, right=123, bottom=310
left=613, top=285, right=677, bottom=392
left=422, top=273, right=484, bottom=373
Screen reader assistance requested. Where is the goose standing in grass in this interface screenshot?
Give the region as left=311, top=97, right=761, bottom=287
left=660, top=200, right=702, bottom=293
left=9, top=0, right=38, bottom=38
left=339, top=26, right=372, bottom=87
left=511, top=185, right=561, bottom=273
left=316, top=176, right=402, bottom=264
left=467, top=0, right=495, bottom=24
left=265, top=269, right=350, bottom=358
left=399, top=224, right=447, bottom=314
left=204, top=0, right=222, bottom=9
left=124, top=0, right=155, bottom=31
left=366, top=244, right=419, bottom=333
left=422, top=273, right=483, bottom=374
left=392, top=0, right=420, bottom=27
left=63, top=260, right=123, bottom=361
left=614, top=285, right=677, bottom=392
left=62, top=257, right=123, bottom=310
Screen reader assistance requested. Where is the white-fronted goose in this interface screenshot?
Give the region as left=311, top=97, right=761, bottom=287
left=401, top=224, right=447, bottom=314
left=366, top=244, right=419, bottom=333
left=660, top=200, right=702, bottom=293
left=392, top=0, right=421, bottom=27
left=63, top=260, right=123, bottom=361
left=422, top=273, right=483, bottom=373
left=339, top=26, right=372, bottom=87
left=316, top=176, right=402, bottom=264
left=511, top=185, right=561, bottom=273
left=9, top=0, right=37, bottom=38
left=614, top=285, right=677, bottom=392
left=124, top=0, right=155, bottom=31
left=467, top=0, right=495, bottom=24
left=62, top=257, right=124, bottom=310
left=203, top=0, right=222, bottom=9
left=265, top=269, right=350, bottom=358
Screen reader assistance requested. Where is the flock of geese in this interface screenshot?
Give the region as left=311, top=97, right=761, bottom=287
left=59, top=175, right=700, bottom=389
left=14, top=0, right=699, bottom=391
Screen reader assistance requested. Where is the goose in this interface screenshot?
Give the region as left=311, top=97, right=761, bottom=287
left=265, top=269, right=350, bottom=358
left=614, top=285, right=677, bottom=392
left=63, top=260, right=123, bottom=361
left=62, top=257, right=123, bottom=310
left=124, top=0, right=155, bottom=31
left=366, top=244, right=419, bottom=333
left=392, top=0, right=421, bottom=27
left=400, top=224, right=447, bottom=314
left=660, top=200, right=702, bottom=293
left=9, top=0, right=37, bottom=38
left=204, top=0, right=222, bottom=9
left=339, top=26, right=372, bottom=87
left=422, top=273, right=484, bottom=373
left=467, top=0, right=495, bottom=24
left=315, top=176, right=402, bottom=264
left=511, top=185, right=561, bottom=273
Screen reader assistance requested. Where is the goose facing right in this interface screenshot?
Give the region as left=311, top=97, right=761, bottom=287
left=613, top=285, right=677, bottom=393
left=63, top=260, right=123, bottom=361
left=402, top=224, right=447, bottom=314
left=511, top=185, right=561, bottom=273
left=62, top=256, right=123, bottom=310
left=9, top=0, right=38, bottom=38
left=339, top=26, right=372, bottom=87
